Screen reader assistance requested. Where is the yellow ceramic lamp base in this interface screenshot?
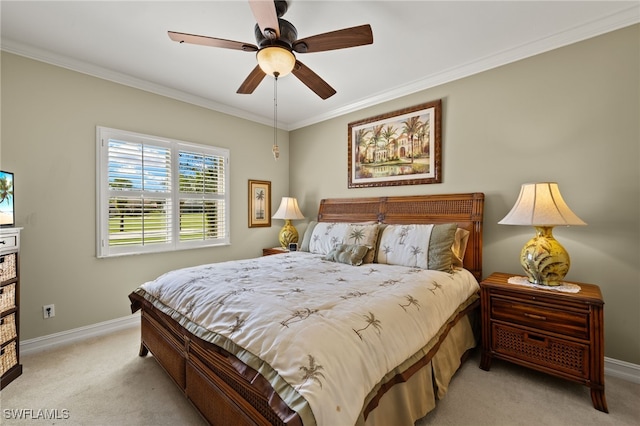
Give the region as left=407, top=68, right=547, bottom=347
left=278, top=219, right=299, bottom=248
left=520, top=226, right=570, bottom=286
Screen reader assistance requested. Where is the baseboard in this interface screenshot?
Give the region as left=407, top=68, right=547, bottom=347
left=20, top=312, right=140, bottom=356
left=604, top=356, right=640, bottom=384
left=19, top=315, right=640, bottom=384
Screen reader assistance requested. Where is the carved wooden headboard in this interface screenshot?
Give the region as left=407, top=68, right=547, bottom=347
left=317, top=193, right=484, bottom=280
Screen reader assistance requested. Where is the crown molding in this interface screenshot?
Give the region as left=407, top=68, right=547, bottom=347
left=2, top=5, right=638, bottom=132
left=0, top=40, right=275, bottom=128
left=288, top=5, right=640, bottom=130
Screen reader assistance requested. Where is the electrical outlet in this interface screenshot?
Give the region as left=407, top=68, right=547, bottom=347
left=43, top=304, right=55, bottom=319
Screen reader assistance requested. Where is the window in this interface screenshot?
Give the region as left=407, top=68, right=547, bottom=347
left=96, top=127, right=230, bottom=257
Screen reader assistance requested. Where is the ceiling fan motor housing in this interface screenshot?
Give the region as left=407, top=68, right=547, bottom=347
left=254, top=19, right=297, bottom=49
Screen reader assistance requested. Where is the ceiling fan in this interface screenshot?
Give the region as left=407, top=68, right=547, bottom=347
left=168, top=0, right=373, bottom=99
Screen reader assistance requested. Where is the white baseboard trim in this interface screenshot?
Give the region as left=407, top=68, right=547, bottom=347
left=20, top=313, right=140, bottom=356
left=20, top=315, right=640, bottom=384
left=604, top=356, right=640, bottom=384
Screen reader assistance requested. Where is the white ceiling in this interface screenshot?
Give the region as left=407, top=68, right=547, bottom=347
left=1, top=1, right=638, bottom=130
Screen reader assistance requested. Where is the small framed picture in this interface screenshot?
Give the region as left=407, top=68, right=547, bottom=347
left=248, top=179, right=271, bottom=228
left=288, top=243, right=298, bottom=252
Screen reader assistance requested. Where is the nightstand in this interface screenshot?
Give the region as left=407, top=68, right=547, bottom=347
left=479, top=272, right=607, bottom=413
left=262, top=247, right=288, bottom=256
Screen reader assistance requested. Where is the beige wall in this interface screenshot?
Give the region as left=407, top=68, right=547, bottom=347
left=1, top=53, right=290, bottom=340
left=290, top=25, right=640, bottom=364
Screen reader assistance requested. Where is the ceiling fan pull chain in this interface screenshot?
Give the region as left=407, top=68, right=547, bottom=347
left=272, top=72, right=280, bottom=160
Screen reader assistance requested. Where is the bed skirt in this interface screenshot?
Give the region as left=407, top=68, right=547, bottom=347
left=361, top=300, right=479, bottom=425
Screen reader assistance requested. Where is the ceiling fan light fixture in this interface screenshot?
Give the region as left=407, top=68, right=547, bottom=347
left=257, top=46, right=295, bottom=77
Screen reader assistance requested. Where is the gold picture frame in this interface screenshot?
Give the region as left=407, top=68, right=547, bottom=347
left=348, top=99, right=442, bottom=188
left=248, top=179, right=271, bottom=228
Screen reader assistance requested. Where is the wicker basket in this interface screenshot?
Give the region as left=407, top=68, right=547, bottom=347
left=0, top=283, right=16, bottom=314
left=0, top=313, right=17, bottom=346
left=0, top=253, right=17, bottom=283
left=0, top=341, right=17, bottom=376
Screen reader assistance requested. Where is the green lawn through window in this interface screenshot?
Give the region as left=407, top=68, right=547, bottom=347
left=109, top=213, right=214, bottom=245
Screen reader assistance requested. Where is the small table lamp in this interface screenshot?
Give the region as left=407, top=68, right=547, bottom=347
left=272, top=197, right=305, bottom=249
left=499, top=182, right=586, bottom=286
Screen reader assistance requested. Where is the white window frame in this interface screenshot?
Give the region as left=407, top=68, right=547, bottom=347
left=96, top=126, right=230, bottom=258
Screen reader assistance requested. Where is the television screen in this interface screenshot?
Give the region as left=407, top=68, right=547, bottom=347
left=0, top=170, right=15, bottom=227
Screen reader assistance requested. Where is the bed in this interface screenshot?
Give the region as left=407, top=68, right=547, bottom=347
left=129, top=192, right=484, bottom=425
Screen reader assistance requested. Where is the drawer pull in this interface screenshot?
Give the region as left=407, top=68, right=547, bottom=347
left=523, top=312, right=547, bottom=321
left=524, top=333, right=549, bottom=346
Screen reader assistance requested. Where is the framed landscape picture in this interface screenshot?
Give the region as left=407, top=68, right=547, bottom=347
left=348, top=99, right=442, bottom=188
left=248, top=179, right=271, bottom=228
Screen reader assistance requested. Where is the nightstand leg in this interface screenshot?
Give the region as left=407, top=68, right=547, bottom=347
left=479, top=352, right=491, bottom=371
left=591, top=388, right=608, bottom=413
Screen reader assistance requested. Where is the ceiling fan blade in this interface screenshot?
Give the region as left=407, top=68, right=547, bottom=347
left=291, top=60, right=336, bottom=100
left=293, top=24, right=373, bottom=53
left=248, top=0, right=280, bottom=39
left=168, top=31, right=258, bottom=52
left=237, top=65, right=267, bottom=94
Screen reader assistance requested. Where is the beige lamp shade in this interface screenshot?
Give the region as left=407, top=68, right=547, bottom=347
left=272, top=197, right=305, bottom=220
left=257, top=46, right=296, bottom=77
left=272, top=197, right=305, bottom=248
left=499, top=182, right=586, bottom=226
left=499, top=182, right=586, bottom=286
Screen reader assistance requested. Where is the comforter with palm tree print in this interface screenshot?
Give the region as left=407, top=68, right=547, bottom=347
left=132, top=252, right=479, bottom=426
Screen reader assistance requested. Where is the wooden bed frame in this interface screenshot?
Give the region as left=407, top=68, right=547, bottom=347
left=129, top=192, right=484, bottom=425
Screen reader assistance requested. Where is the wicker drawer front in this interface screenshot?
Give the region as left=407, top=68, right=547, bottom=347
left=0, top=341, right=17, bottom=376
left=0, top=313, right=17, bottom=346
left=0, top=254, right=17, bottom=283
left=492, top=323, right=589, bottom=379
left=0, top=284, right=16, bottom=314
left=491, top=297, right=589, bottom=340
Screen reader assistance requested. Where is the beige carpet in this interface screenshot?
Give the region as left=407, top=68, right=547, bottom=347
left=1, top=326, right=638, bottom=425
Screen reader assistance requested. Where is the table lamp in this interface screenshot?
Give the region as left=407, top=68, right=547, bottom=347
left=499, top=182, right=586, bottom=286
left=272, top=197, right=305, bottom=248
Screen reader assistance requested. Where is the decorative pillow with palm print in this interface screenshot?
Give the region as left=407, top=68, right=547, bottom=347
left=344, top=223, right=379, bottom=263
left=323, top=244, right=370, bottom=266
left=308, top=222, right=379, bottom=261
left=376, top=223, right=457, bottom=271
left=308, top=222, right=351, bottom=255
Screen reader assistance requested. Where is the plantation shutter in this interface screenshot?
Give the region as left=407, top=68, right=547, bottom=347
left=178, top=149, right=227, bottom=243
left=107, top=139, right=172, bottom=248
